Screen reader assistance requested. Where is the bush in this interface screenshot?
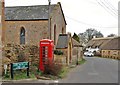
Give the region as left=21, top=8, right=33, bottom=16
left=4, top=73, right=10, bottom=79
left=54, top=50, right=63, bottom=55
left=35, top=70, right=43, bottom=76
left=43, top=61, right=63, bottom=76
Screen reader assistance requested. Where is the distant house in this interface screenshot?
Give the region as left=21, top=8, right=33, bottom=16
left=101, top=37, right=120, bottom=59
left=86, top=37, right=114, bottom=49
left=56, top=33, right=72, bottom=65
left=56, top=33, right=83, bottom=65
left=86, top=37, right=120, bottom=59
left=72, top=38, right=83, bottom=64
left=2, top=1, right=67, bottom=46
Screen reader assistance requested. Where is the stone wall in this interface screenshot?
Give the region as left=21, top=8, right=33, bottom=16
left=0, top=0, right=2, bottom=76
left=72, top=47, right=83, bottom=63
left=102, top=50, right=120, bottom=59
left=2, top=44, right=39, bottom=74
left=5, top=20, right=48, bottom=46
left=54, top=54, right=66, bottom=65
left=54, top=49, right=67, bottom=65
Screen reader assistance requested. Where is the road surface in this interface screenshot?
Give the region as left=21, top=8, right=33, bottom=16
left=2, top=57, right=119, bottom=84
left=59, top=57, right=118, bottom=83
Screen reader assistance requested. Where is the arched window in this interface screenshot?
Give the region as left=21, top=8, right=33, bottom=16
left=20, top=27, right=25, bottom=44
left=54, top=25, right=56, bottom=44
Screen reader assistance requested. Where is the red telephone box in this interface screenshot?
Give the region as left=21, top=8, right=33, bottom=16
left=39, top=39, right=54, bottom=72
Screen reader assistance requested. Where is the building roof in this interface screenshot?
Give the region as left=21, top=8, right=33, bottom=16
left=56, top=34, right=68, bottom=49
left=101, top=37, right=120, bottom=50
left=86, top=37, right=113, bottom=48
left=86, top=37, right=120, bottom=50
left=5, top=2, right=67, bottom=24
left=72, top=38, right=83, bottom=47
left=5, top=5, right=54, bottom=20
left=56, top=34, right=83, bottom=49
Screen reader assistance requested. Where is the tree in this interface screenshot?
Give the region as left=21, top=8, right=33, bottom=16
left=72, top=33, right=80, bottom=42
left=78, top=28, right=104, bottom=44
left=107, top=34, right=116, bottom=37
left=85, top=29, right=103, bottom=41
left=78, top=33, right=88, bottom=45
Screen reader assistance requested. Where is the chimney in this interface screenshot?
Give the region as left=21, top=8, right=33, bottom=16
left=67, top=32, right=71, bottom=37
left=57, top=2, right=61, bottom=5
left=1, top=0, right=5, bottom=44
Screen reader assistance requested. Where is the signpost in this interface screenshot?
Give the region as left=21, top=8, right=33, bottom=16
left=4, top=64, right=7, bottom=75
left=11, top=62, right=29, bottom=79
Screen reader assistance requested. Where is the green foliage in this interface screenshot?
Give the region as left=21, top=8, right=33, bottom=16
left=36, top=70, right=43, bottom=76
left=77, top=59, right=86, bottom=65
left=72, top=33, right=80, bottom=43
left=3, top=70, right=10, bottom=79
left=78, top=28, right=104, bottom=43
left=3, top=70, right=36, bottom=80
left=58, top=66, right=68, bottom=78
left=54, top=50, right=63, bottom=55
left=4, top=73, right=10, bottom=79
left=86, top=28, right=103, bottom=41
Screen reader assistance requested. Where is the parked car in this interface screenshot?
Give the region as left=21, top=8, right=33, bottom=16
left=85, top=47, right=99, bottom=53
left=84, top=51, right=94, bottom=57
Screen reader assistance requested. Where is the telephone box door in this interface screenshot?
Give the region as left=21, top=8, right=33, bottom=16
left=39, top=39, right=54, bottom=72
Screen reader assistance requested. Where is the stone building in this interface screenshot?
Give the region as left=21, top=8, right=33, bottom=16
left=2, top=1, right=66, bottom=46
left=0, top=0, right=2, bottom=76
left=56, top=33, right=72, bottom=65
left=56, top=33, right=83, bottom=65
left=101, top=37, right=120, bottom=59
left=1, top=1, right=68, bottom=74
left=1, top=0, right=84, bottom=68
left=85, top=37, right=114, bottom=49
left=86, top=37, right=120, bottom=59
left=72, top=38, right=83, bottom=64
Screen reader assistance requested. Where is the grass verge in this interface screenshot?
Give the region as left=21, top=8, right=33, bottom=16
left=78, top=58, right=86, bottom=65
left=3, top=70, right=36, bottom=80
left=58, top=66, right=69, bottom=79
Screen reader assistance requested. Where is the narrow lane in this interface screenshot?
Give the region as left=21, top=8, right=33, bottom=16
left=2, top=57, right=118, bottom=84
left=59, top=57, right=118, bottom=83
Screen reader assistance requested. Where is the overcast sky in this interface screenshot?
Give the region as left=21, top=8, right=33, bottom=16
left=5, top=0, right=119, bottom=37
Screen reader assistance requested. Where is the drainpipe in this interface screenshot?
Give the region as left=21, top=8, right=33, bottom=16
left=1, top=0, right=5, bottom=44
left=48, top=0, right=51, bottom=39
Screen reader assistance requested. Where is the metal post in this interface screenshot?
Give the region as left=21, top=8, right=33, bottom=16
left=27, top=62, right=29, bottom=77
left=10, top=63, right=13, bottom=79
left=76, top=49, right=78, bottom=65
left=48, top=0, right=51, bottom=39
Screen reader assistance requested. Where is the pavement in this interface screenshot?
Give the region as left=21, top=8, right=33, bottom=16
left=1, top=57, right=119, bottom=84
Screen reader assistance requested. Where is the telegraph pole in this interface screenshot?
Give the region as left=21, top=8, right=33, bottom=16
left=48, top=0, right=51, bottom=39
